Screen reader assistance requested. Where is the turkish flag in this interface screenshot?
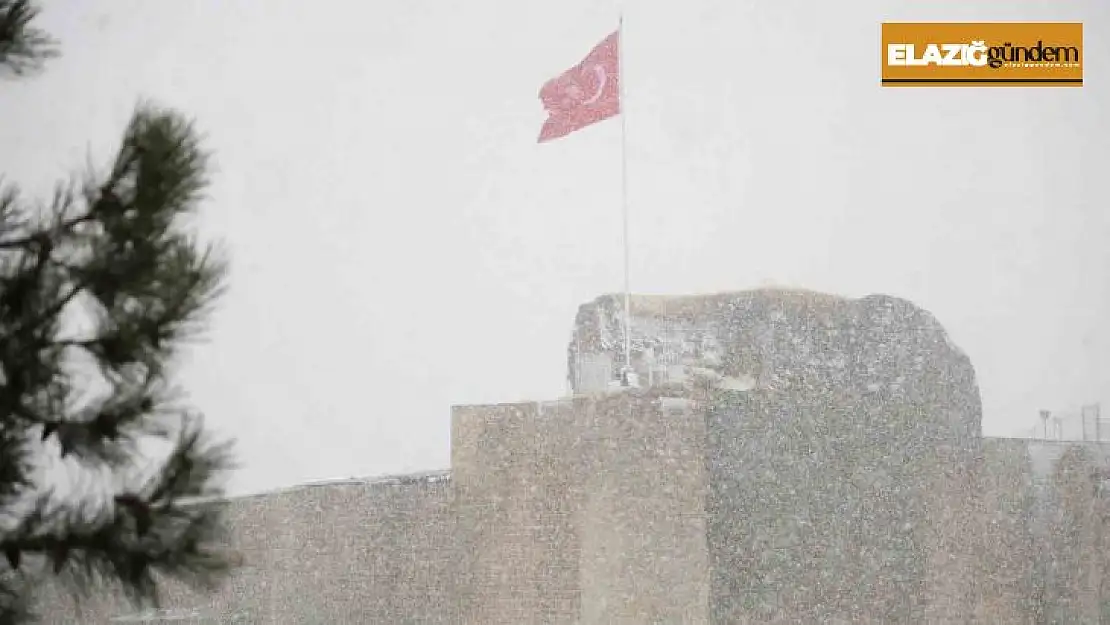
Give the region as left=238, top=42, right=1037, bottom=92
left=537, top=30, right=620, bottom=143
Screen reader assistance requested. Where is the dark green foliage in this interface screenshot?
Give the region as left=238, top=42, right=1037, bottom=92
left=0, top=0, right=55, bottom=77
left=0, top=4, right=237, bottom=622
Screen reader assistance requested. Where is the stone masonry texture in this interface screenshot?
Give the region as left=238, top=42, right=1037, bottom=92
left=33, top=290, right=1110, bottom=623
left=37, top=473, right=456, bottom=624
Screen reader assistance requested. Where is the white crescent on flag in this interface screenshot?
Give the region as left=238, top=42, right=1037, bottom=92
left=583, top=64, right=608, bottom=105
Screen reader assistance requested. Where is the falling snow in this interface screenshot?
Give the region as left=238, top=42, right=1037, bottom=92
left=36, top=289, right=1110, bottom=623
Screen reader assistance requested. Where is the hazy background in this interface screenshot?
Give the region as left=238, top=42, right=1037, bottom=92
left=0, top=0, right=1106, bottom=495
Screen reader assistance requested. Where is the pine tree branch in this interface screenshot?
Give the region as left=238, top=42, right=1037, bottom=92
left=0, top=214, right=94, bottom=250
left=35, top=379, right=168, bottom=466
left=141, top=416, right=235, bottom=505
left=0, top=100, right=236, bottom=616
left=0, top=0, right=56, bottom=78
left=0, top=184, right=25, bottom=235
left=0, top=500, right=231, bottom=606
left=0, top=422, right=235, bottom=607
left=1, top=0, right=238, bottom=606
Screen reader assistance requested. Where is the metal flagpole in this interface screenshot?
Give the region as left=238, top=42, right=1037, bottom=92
left=618, top=13, right=633, bottom=385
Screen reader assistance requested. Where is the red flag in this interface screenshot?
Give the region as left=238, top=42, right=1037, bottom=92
left=537, top=30, right=620, bottom=143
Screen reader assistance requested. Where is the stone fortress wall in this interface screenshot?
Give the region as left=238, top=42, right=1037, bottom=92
left=40, top=290, right=1110, bottom=623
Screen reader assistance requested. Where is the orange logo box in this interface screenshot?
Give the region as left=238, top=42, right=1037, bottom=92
left=881, top=22, right=1082, bottom=87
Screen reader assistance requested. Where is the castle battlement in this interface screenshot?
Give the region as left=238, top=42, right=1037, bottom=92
left=40, top=291, right=1110, bottom=624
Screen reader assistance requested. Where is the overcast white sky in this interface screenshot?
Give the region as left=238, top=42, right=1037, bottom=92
left=1, top=0, right=1107, bottom=494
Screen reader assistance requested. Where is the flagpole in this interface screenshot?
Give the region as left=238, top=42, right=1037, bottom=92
left=618, top=13, right=633, bottom=384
